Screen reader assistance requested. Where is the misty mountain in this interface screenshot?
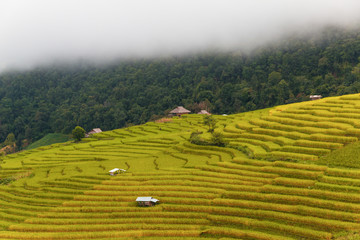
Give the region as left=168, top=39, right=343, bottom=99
left=2, top=0, right=360, bottom=72
left=0, top=27, right=360, bottom=149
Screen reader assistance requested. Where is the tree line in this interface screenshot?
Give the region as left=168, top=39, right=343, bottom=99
left=1, top=26, right=360, bottom=149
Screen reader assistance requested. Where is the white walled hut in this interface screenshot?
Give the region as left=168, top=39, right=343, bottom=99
left=109, top=168, right=126, bottom=176
left=136, top=197, right=159, bottom=207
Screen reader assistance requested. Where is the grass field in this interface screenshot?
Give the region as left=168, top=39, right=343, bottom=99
left=25, top=133, right=72, bottom=150
left=2, top=94, right=360, bottom=239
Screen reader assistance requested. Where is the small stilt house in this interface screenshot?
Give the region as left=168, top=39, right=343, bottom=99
left=169, top=106, right=191, bottom=117
left=136, top=197, right=159, bottom=207
left=109, top=168, right=126, bottom=176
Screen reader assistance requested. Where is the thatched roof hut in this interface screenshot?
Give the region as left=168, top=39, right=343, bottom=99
left=197, top=110, right=210, bottom=115
left=86, top=128, right=102, bottom=137
left=169, top=106, right=191, bottom=116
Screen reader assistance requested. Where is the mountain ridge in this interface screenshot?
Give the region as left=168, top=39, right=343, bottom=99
left=1, top=26, right=360, bottom=150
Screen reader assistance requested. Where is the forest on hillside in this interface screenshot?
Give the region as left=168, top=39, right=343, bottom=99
left=1, top=27, right=360, bottom=149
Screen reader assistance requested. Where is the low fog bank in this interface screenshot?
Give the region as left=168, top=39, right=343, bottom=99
left=1, top=0, right=360, bottom=72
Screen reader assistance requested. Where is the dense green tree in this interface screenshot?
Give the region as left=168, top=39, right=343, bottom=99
left=4, top=133, right=15, bottom=146
left=72, top=126, right=85, bottom=142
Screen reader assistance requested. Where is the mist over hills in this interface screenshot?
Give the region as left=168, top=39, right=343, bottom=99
left=2, top=0, right=360, bottom=72
left=0, top=26, right=360, bottom=149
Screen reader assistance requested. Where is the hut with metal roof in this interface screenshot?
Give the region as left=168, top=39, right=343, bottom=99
left=310, top=95, right=322, bottom=100
left=136, top=197, right=159, bottom=207
left=109, top=168, right=126, bottom=176
left=169, top=106, right=191, bottom=117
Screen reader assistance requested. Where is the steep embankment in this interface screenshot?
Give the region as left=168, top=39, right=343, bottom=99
left=2, top=94, right=360, bottom=239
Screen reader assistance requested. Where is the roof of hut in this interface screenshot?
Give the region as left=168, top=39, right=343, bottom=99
left=197, top=110, right=210, bottom=115
left=109, top=168, right=126, bottom=173
left=169, top=106, right=191, bottom=114
left=90, top=128, right=102, bottom=133
left=310, top=95, right=322, bottom=98
left=136, top=197, right=159, bottom=202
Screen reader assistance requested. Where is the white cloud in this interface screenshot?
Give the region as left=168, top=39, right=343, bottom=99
left=1, top=0, right=360, bottom=71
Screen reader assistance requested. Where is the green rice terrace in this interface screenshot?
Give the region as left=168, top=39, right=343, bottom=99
left=5, top=94, right=360, bottom=239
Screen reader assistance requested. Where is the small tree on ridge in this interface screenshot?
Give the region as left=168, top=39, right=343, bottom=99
left=72, top=126, right=85, bottom=142
left=203, top=115, right=217, bottom=133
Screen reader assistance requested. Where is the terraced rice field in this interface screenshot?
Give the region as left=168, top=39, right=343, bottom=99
left=2, top=94, right=360, bottom=239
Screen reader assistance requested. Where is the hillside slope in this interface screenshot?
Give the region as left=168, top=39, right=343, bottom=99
left=2, top=94, right=360, bottom=239
left=1, top=27, right=360, bottom=146
left=25, top=133, right=71, bottom=150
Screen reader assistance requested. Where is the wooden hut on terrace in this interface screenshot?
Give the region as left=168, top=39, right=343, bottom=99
left=310, top=95, right=322, bottom=100
left=197, top=110, right=211, bottom=115
left=169, top=106, right=191, bottom=117
left=136, top=197, right=159, bottom=207
left=109, top=168, right=126, bottom=176
left=85, top=128, right=102, bottom=137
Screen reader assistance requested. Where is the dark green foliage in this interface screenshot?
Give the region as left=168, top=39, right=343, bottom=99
left=189, top=131, right=208, bottom=145
left=0, top=27, right=360, bottom=146
left=228, top=145, right=255, bottom=159
left=189, top=131, right=227, bottom=147
left=203, top=115, right=217, bottom=133
left=210, top=132, right=227, bottom=147
left=4, top=133, right=15, bottom=146
left=0, top=177, right=15, bottom=185
left=72, top=126, right=85, bottom=142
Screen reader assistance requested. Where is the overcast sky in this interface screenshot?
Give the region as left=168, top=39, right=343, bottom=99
left=1, top=0, right=360, bottom=72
